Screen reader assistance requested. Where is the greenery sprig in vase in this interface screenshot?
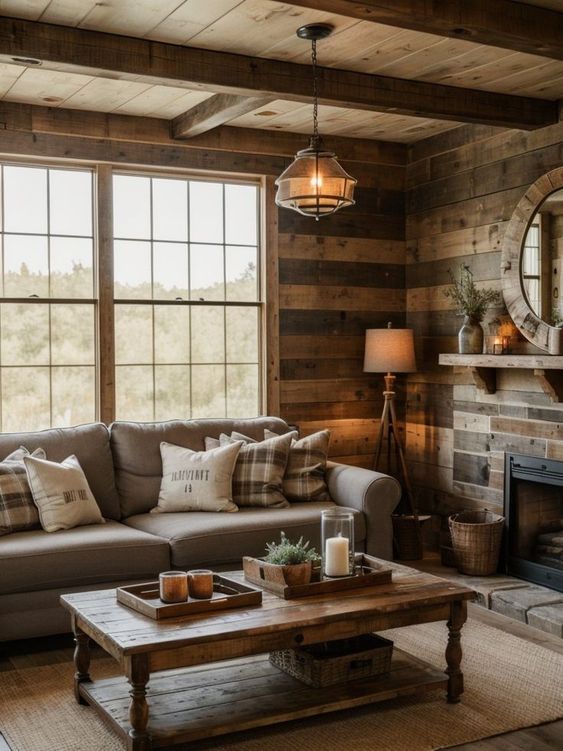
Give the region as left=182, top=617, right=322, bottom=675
left=264, top=532, right=321, bottom=585
left=444, top=265, right=501, bottom=354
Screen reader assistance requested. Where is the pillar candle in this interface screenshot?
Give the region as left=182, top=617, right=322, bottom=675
left=324, top=534, right=350, bottom=577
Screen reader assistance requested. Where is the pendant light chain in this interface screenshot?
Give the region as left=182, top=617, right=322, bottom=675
left=311, top=38, right=319, bottom=148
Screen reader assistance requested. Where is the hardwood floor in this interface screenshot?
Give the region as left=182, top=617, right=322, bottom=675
left=0, top=606, right=562, bottom=750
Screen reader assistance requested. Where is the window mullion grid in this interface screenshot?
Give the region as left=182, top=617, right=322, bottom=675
left=150, top=178, right=156, bottom=422
left=46, top=168, right=53, bottom=427
left=0, top=165, right=3, bottom=431
left=187, top=179, right=192, bottom=419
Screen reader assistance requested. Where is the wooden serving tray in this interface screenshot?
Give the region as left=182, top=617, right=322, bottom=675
left=243, top=553, right=392, bottom=599
left=116, top=574, right=262, bottom=619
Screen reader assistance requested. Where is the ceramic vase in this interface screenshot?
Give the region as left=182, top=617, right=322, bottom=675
left=458, top=316, right=484, bottom=354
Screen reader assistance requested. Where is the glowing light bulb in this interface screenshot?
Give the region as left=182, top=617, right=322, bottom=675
left=310, top=174, right=323, bottom=189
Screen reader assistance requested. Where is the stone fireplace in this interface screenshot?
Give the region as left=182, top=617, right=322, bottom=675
left=505, top=453, right=563, bottom=593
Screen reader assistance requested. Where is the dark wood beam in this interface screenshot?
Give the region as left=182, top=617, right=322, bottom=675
left=172, top=93, right=274, bottom=138
left=287, top=0, right=563, bottom=61
left=0, top=17, right=557, bottom=130
left=0, top=101, right=407, bottom=165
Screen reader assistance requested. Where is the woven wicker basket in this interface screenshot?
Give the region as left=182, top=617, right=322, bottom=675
left=449, top=510, right=505, bottom=576
left=270, top=634, right=393, bottom=688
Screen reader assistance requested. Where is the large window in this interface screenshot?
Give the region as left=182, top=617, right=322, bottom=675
left=0, top=163, right=262, bottom=429
left=112, top=174, right=261, bottom=421
left=0, top=164, right=96, bottom=431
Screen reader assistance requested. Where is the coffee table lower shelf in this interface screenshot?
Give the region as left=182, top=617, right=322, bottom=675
left=80, top=650, right=448, bottom=749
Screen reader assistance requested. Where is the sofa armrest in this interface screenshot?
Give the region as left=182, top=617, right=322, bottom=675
left=325, top=462, right=401, bottom=561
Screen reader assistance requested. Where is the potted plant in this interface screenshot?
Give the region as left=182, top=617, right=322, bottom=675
left=444, top=265, right=501, bottom=354
left=264, top=532, right=321, bottom=586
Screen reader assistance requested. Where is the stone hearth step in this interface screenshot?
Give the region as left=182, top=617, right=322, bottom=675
left=527, top=603, right=563, bottom=637
left=490, top=585, right=563, bottom=622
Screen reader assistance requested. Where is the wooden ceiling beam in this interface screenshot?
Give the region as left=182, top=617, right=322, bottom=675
left=172, top=93, right=274, bottom=138
left=0, top=17, right=557, bottom=130
left=0, top=101, right=407, bottom=165
left=287, top=0, right=563, bottom=61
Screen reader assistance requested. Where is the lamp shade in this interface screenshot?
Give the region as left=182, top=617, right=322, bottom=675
left=364, top=327, right=417, bottom=373
left=275, top=146, right=357, bottom=219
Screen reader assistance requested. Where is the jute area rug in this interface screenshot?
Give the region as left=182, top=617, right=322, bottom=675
left=1, top=618, right=562, bottom=751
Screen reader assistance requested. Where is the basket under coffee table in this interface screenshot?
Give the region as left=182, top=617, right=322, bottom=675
left=60, top=563, right=473, bottom=751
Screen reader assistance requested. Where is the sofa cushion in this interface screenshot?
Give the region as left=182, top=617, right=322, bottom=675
left=0, top=447, right=46, bottom=536
left=123, top=502, right=366, bottom=568
left=0, top=423, right=120, bottom=520
left=154, top=441, right=242, bottom=513
left=0, top=520, right=170, bottom=595
left=110, top=417, right=291, bottom=518
left=24, top=454, right=105, bottom=532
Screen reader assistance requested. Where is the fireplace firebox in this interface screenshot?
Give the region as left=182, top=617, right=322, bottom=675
left=505, top=453, right=563, bottom=593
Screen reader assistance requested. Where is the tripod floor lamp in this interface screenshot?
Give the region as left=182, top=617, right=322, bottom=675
left=364, top=323, right=423, bottom=558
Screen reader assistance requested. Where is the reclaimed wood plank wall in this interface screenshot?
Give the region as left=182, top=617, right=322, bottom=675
left=278, top=150, right=407, bottom=468
left=406, top=119, right=563, bottom=517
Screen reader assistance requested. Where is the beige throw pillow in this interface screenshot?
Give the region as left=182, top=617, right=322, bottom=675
left=0, top=447, right=46, bottom=536
left=220, top=431, right=294, bottom=508
left=264, top=428, right=331, bottom=502
left=153, top=441, right=242, bottom=513
left=23, top=454, right=104, bottom=533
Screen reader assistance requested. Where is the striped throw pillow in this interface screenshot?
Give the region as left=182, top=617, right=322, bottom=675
left=0, top=447, right=46, bottom=536
left=264, top=429, right=331, bottom=502
left=219, top=431, right=294, bottom=508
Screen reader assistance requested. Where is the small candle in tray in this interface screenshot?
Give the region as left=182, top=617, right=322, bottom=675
left=325, top=533, right=350, bottom=577
left=159, top=571, right=188, bottom=603
left=188, top=569, right=214, bottom=599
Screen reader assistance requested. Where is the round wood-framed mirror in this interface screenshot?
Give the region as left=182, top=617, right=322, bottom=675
left=502, top=166, right=563, bottom=354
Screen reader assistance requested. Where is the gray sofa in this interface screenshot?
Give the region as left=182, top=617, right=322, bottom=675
left=0, top=416, right=401, bottom=641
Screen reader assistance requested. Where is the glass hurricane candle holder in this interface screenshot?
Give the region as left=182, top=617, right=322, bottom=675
left=188, top=569, right=214, bottom=599
left=321, top=508, right=355, bottom=577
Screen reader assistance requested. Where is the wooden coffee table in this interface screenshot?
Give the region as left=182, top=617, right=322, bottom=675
left=61, top=564, right=473, bottom=751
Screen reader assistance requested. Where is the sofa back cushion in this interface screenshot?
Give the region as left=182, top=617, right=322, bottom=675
left=110, top=418, right=291, bottom=518
left=0, top=423, right=120, bottom=520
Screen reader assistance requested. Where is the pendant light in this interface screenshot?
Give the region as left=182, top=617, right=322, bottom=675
left=275, top=24, right=357, bottom=221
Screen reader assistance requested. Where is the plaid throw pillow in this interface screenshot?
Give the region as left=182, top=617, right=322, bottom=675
left=0, top=447, right=46, bottom=536
left=219, top=432, right=294, bottom=508
left=265, top=429, right=331, bottom=502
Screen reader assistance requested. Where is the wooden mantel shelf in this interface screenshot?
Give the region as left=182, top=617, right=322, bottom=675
left=438, top=354, right=563, bottom=402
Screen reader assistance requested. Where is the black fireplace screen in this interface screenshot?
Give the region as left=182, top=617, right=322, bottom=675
left=505, top=453, right=563, bottom=592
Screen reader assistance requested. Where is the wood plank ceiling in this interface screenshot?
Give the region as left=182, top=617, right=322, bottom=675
left=0, top=0, right=561, bottom=143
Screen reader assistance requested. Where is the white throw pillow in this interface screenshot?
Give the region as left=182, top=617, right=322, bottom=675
left=23, top=454, right=104, bottom=533
left=153, top=440, right=243, bottom=513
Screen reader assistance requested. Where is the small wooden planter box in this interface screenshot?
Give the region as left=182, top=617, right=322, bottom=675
left=270, top=634, right=394, bottom=688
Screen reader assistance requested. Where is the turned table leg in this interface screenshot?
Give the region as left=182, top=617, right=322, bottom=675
left=72, top=621, right=91, bottom=705
left=126, top=655, right=151, bottom=751
left=446, top=599, right=467, bottom=703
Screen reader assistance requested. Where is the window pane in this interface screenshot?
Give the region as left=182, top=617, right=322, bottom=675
left=226, top=307, right=259, bottom=363
left=3, top=166, right=47, bottom=234
left=189, top=182, right=223, bottom=243
left=191, top=306, right=224, bottom=363
left=154, top=306, right=189, bottom=364
left=153, top=242, right=189, bottom=300
left=113, top=175, right=150, bottom=239
left=115, top=305, right=153, bottom=364
left=51, top=366, right=96, bottom=426
left=49, top=169, right=92, bottom=236
left=3, top=235, right=48, bottom=297
left=226, top=245, right=258, bottom=301
left=190, top=244, right=224, bottom=301
left=191, top=364, right=225, bottom=418
left=1, top=367, right=50, bottom=432
left=225, top=184, right=257, bottom=245
left=50, top=237, right=94, bottom=298
left=115, top=365, right=154, bottom=421
left=227, top=364, right=259, bottom=418
left=114, top=240, right=152, bottom=299
left=1, top=303, right=49, bottom=365
left=153, top=178, right=188, bottom=241
left=155, top=365, right=190, bottom=420
left=51, top=304, right=95, bottom=366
